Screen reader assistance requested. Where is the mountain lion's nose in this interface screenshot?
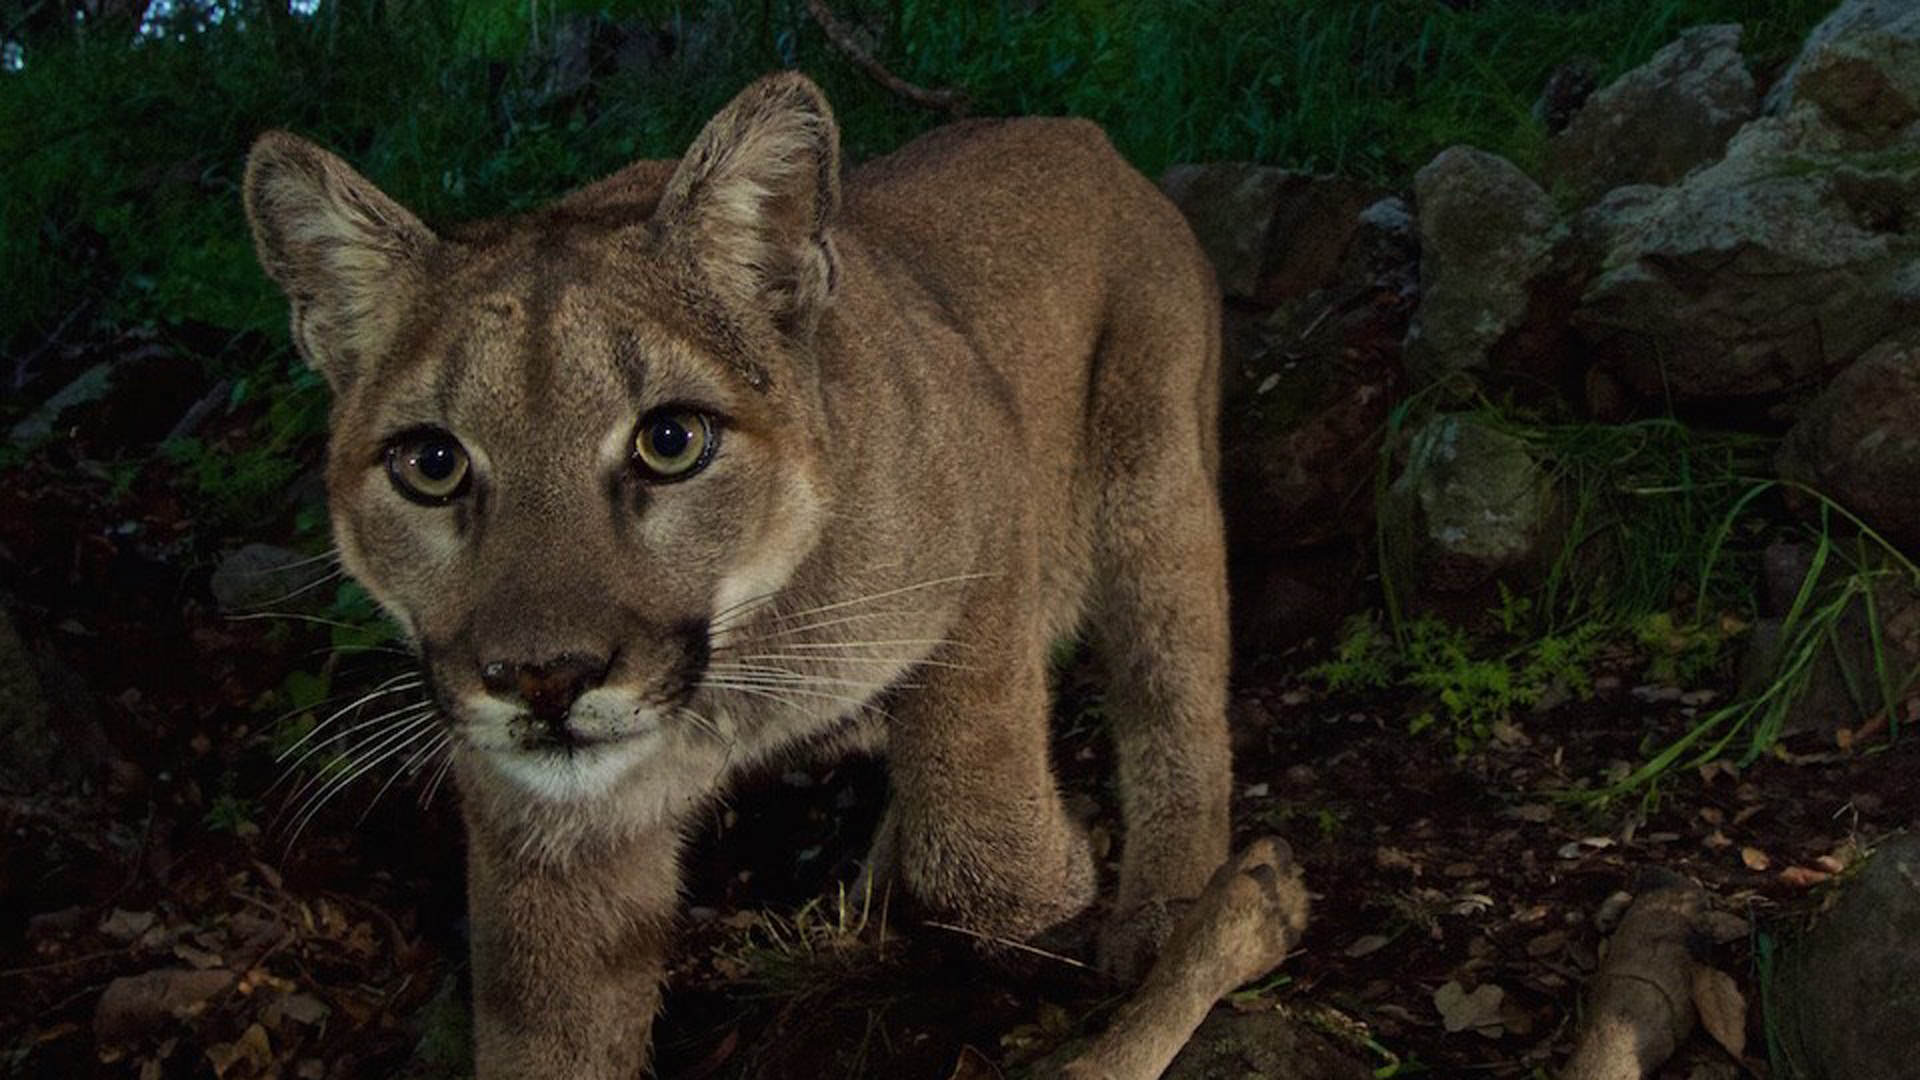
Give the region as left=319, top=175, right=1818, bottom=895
left=481, top=653, right=609, bottom=726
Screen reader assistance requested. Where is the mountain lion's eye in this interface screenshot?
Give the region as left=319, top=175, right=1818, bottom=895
left=386, top=430, right=472, bottom=504
left=632, top=409, right=717, bottom=482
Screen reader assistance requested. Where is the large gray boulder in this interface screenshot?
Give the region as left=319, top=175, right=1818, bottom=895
left=1780, top=335, right=1920, bottom=554
left=1575, top=78, right=1920, bottom=407
left=1381, top=413, right=1557, bottom=598
left=1546, top=24, right=1757, bottom=202
left=1776, top=834, right=1920, bottom=1079
left=1404, top=147, right=1565, bottom=394
left=1766, top=0, right=1920, bottom=134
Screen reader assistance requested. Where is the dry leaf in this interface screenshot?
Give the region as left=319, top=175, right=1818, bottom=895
left=171, top=943, right=225, bottom=970
left=1345, top=934, right=1390, bottom=958
left=946, top=1045, right=1002, bottom=1080
left=1740, top=847, right=1771, bottom=872
left=1778, top=865, right=1832, bottom=888
left=206, top=1023, right=272, bottom=1079
left=1690, top=966, right=1747, bottom=1057
left=1525, top=930, right=1567, bottom=957
left=99, top=909, right=156, bottom=943
left=1433, top=980, right=1505, bottom=1035
left=268, top=991, right=330, bottom=1028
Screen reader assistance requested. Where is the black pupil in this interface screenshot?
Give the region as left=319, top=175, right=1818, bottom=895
left=415, top=441, right=458, bottom=482
left=650, top=418, right=692, bottom=459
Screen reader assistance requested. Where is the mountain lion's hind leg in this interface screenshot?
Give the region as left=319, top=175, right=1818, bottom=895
left=1088, top=275, right=1234, bottom=979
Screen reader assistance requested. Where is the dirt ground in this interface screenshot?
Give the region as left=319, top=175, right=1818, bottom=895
left=2, top=335, right=1917, bottom=1079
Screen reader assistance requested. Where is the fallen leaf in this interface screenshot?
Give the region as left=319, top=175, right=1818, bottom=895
left=268, top=991, right=330, bottom=1028
left=1525, top=930, right=1567, bottom=957
left=1433, top=980, right=1506, bottom=1036
left=100, top=909, right=156, bottom=943
left=1778, top=865, right=1832, bottom=888
left=1375, top=847, right=1418, bottom=873
left=947, top=1046, right=1002, bottom=1080
left=1345, top=934, right=1390, bottom=958
left=1740, top=847, right=1771, bottom=872
left=172, top=943, right=224, bottom=970
left=1690, top=966, right=1748, bottom=1057
left=206, top=1023, right=272, bottom=1078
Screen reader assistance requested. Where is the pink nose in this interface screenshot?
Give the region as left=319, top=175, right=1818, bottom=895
left=480, top=653, right=608, bottom=726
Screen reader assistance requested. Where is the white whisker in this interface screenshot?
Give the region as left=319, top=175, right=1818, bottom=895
left=276, top=675, right=426, bottom=760
left=283, top=712, right=440, bottom=849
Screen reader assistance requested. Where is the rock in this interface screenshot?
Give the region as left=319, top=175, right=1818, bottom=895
left=1780, top=336, right=1920, bottom=553
left=1219, top=190, right=1414, bottom=551
left=0, top=607, right=56, bottom=790
left=1741, top=601, right=1920, bottom=738
left=1221, top=320, right=1403, bottom=555
left=1546, top=25, right=1757, bottom=202
left=1775, top=834, right=1920, bottom=1079
left=1024, top=1009, right=1370, bottom=1080
left=1575, top=104, right=1920, bottom=408
left=1159, top=164, right=1384, bottom=304
left=1739, top=539, right=1920, bottom=737
left=1162, top=1009, right=1371, bottom=1079
left=1381, top=413, right=1557, bottom=599
left=1766, top=0, right=1920, bottom=131
left=1403, top=147, right=1567, bottom=396
left=1794, top=30, right=1920, bottom=144
left=8, top=363, right=112, bottom=446
left=94, top=967, right=236, bottom=1045
left=209, top=544, right=338, bottom=615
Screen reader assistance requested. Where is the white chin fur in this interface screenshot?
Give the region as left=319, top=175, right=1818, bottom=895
left=484, top=735, right=657, bottom=802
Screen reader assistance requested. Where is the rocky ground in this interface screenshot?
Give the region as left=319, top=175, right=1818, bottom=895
left=6, top=0, right=1920, bottom=1077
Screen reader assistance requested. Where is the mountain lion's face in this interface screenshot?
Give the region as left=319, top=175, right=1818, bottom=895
left=247, top=80, right=842, bottom=800
left=325, top=232, right=827, bottom=798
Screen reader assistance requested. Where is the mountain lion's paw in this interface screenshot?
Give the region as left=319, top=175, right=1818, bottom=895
left=1183, top=835, right=1309, bottom=989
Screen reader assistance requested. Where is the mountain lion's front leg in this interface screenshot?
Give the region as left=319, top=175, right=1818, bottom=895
left=884, top=603, right=1097, bottom=940
left=466, top=819, right=683, bottom=1078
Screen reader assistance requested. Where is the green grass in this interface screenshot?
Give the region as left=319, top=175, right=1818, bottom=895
left=1338, top=401, right=1920, bottom=791
left=1, top=0, right=1833, bottom=357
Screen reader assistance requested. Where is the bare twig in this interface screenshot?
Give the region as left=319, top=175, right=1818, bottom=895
left=804, top=0, right=970, bottom=117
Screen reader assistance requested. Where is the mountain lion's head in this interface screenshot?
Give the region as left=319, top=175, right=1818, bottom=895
left=245, top=75, right=846, bottom=800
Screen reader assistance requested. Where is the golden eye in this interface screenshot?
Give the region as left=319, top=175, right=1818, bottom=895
left=633, top=410, right=716, bottom=482
left=386, top=429, right=472, bottom=504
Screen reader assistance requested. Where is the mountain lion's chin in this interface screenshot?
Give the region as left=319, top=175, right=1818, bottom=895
left=483, top=736, right=657, bottom=803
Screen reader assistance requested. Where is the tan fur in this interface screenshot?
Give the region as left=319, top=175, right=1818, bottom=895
left=246, top=72, right=1232, bottom=1076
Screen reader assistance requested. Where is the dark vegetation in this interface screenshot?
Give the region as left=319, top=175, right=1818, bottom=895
left=6, top=2, right=1913, bottom=1078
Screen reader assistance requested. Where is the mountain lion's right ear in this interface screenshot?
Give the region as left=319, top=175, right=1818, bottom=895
left=654, top=72, right=842, bottom=343
left=244, top=131, right=436, bottom=389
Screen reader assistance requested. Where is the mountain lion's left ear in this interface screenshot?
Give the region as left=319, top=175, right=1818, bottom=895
left=655, top=72, right=842, bottom=339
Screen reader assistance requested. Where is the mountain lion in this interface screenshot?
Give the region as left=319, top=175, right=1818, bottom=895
left=246, top=72, right=1238, bottom=1077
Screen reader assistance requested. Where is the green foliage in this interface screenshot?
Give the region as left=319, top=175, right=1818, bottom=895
left=204, top=788, right=262, bottom=835
left=1601, top=495, right=1920, bottom=802
left=1311, top=615, right=1602, bottom=751
left=159, top=435, right=301, bottom=529
left=0, top=0, right=1832, bottom=354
